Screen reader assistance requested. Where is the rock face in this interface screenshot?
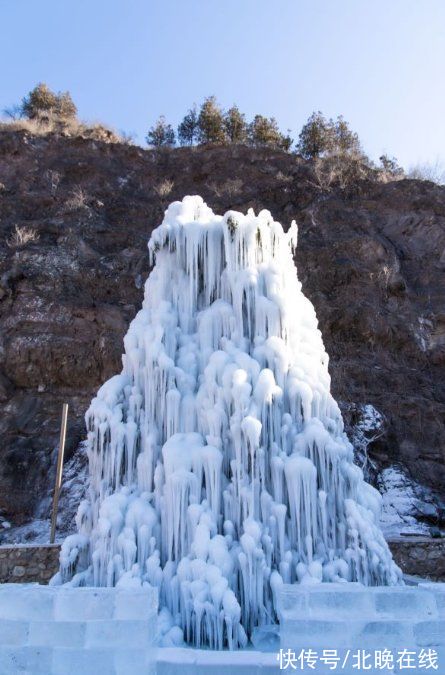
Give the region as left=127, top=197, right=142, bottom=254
left=0, top=544, right=60, bottom=583
left=0, top=130, right=444, bottom=534
left=388, top=538, right=445, bottom=581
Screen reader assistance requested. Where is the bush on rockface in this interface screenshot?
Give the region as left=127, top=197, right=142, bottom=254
left=21, top=83, right=77, bottom=123
left=314, top=151, right=374, bottom=195
left=6, top=225, right=40, bottom=248
left=2, top=83, right=122, bottom=143
left=299, top=112, right=408, bottom=192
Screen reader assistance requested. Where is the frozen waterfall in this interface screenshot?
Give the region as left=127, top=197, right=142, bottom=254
left=54, top=195, right=402, bottom=649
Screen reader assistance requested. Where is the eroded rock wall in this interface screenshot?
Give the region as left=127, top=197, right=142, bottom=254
left=0, top=131, right=444, bottom=531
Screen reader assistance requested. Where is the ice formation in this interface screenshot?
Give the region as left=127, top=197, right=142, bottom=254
left=55, top=196, right=402, bottom=648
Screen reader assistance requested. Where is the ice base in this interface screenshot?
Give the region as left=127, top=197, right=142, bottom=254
left=277, top=582, right=445, bottom=675
left=59, top=197, right=402, bottom=648
left=1, top=582, right=444, bottom=673
left=0, top=584, right=158, bottom=675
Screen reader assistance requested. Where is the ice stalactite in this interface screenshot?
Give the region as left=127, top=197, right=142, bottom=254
left=53, top=196, right=402, bottom=648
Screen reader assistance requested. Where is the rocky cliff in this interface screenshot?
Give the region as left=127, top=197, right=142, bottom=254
left=0, top=129, right=444, bottom=538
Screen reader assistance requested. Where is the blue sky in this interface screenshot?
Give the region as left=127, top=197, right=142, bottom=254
left=1, top=0, right=444, bottom=168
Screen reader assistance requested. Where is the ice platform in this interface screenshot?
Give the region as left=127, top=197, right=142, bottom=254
left=1, top=582, right=444, bottom=673
left=0, top=583, right=158, bottom=674
left=277, top=582, right=445, bottom=674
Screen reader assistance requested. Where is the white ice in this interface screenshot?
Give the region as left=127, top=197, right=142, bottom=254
left=56, top=196, right=402, bottom=649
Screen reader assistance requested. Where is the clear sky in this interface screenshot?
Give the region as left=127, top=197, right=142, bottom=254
left=1, top=0, right=444, bottom=169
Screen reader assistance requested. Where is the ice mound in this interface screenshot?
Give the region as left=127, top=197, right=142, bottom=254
left=55, top=196, right=402, bottom=648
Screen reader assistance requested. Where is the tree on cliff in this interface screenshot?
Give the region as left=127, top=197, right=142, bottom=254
left=248, top=115, right=292, bottom=150
left=146, top=116, right=176, bottom=147
left=297, top=111, right=332, bottom=158
left=379, top=154, right=404, bottom=179
left=197, top=97, right=227, bottom=144
left=224, top=105, right=248, bottom=144
left=333, top=115, right=361, bottom=155
left=297, top=111, right=361, bottom=159
left=21, top=83, right=77, bottom=122
left=177, top=105, right=199, bottom=145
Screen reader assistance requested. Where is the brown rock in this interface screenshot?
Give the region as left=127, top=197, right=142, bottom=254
left=0, top=131, right=444, bottom=527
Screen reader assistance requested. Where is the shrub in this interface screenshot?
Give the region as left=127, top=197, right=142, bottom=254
left=197, top=97, right=226, bottom=145
left=21, top=83, right=77, bottom=121
left=178, top=105, right=199, bottom=146
left=55, top=91, right=77, bottom=120
left=6, top=225, right=40, bottom=248
left=146, top=116, right=175, bottom=147
left=314, top=152, right=372, bottom=195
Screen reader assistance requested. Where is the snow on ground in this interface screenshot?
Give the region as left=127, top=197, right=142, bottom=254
left=378, top=464, right=442, bottom=537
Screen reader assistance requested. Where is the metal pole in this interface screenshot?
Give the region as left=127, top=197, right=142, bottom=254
left=50, top=403, right=68, bottom=544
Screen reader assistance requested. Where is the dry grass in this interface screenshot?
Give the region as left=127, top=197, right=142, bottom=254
left=6, top=224, right=40, bottom=248
left=119, top=131, right=136, bottom=145
left=62, top=186, right=91, bottom=213
left=153, top=179, right=174, bottom=199
left=0, top=116, right=123, bottom=144
left=314, top=152, right=373, bottom=194
left=377, top=170, right=405, bottom=184
left=208, top=178, right=243, bottom=198
left=276, top=171, right=293, bottom=183
left=407, top=160, right=445, bottom=186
